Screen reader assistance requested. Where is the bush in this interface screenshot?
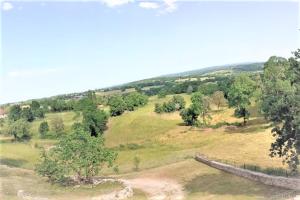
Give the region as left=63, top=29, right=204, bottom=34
left=124, top=92, right=148, bottom=111
left=36, top=128, right=118, bottom=184
left=154, top=103, right=164, bottom=113
left=39, top=121, right=49, bottom=138
left=154, top=95, right=186, bottom=114
left=50, top=117, right=64, bottom=137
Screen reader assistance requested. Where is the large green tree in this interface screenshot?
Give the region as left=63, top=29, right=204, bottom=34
left=8, top=119, right=31, bottom=141
left=82, top=109, right=108, bottom=137
left=108, top=95, right=126, bottom=116
left=228, top=74, right=256, bottom=125
left=36, top=128, right=117, bottom=184
left=31, top=100, right=45, bottom=118
left=21, top=107, right=35, bottom=122
left=75, top=96, right=108, bottom=137
left=8, top=105, right=22, bottom=121
left=180, top=92, right=210, bottom=126
left=261, top=53, right=300, bottom=173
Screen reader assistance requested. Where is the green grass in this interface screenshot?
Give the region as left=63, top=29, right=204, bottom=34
left=0, top=94, right=296, bottom=199
left=30, top=111, right=82, bottom=137
left=0, top=165, right=125, bottom=200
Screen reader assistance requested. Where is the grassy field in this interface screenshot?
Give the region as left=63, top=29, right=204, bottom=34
left=0, top=94, right=296, bottom=199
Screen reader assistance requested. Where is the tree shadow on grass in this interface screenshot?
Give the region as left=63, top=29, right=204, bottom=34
left=0, top=158, right=28, bottom=168
left=185, top=172, right=293, bottom=199
left=224, top=118, right=270, bottom=134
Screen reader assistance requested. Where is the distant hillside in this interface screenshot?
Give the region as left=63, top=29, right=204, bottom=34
left=108, top=62, right=264, bottom=89
left=160, top=62, right=264, bottom=78
left=3, top=62, right=264, bottom=105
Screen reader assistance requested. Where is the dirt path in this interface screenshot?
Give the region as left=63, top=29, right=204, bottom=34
left=123, top=178, right=184, bottom=200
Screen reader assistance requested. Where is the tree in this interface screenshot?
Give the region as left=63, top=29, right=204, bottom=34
left=75, top=96, right=109, bottom=137
left=201, top=96, right=212, bottom=125
left=124, top=92, right=148, bottom=111
left=82, top=109, right=108, bottom=137
left=172, top=95, right=186, bottom=110
left=31, top=101, right=40, bottom=111
left=8, top=119, right=31, bottom=141
left=186, top=85, right=193, bottom=94
left=50, top=117, right=64, bottom=136
left=228, top=74, right=256, bottom=125
left=211, top=91, right=227, bottom=110
left=261, top=53, right=300, bottom=173
left=8, top=105, right=22, bottom=121
left=157, top=90, right=167, bottom=98
left=217, top=76, right=233, bottom=99
left=39, top=121, right=49, bottom=138
left=31, top=100, right=45, bottom=118
left=198, top=83, right=219, bottom=95
left=180, top=105, right=200, bottom=126
left=180, top=92, right=210, bottom=126
left=21, top=107, right=35, bottom=122
left=108, top=96, right=126, bottom=116
left=36, top=128, right=117, bottom=184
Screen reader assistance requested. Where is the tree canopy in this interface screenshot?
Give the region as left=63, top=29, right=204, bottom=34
left=8, top=119, right=31, bottom=141
left=261, top=52, right=300, bottom=173
left=36, top=128, right=117, bottom=184
left=228, top=73, right=256, bottom=125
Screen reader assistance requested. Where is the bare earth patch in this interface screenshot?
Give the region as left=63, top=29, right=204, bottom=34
left=123, top=178, right=184, bottom=200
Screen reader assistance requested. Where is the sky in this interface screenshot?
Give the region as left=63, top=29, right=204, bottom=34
left=0, top=0, right=299, bottom=104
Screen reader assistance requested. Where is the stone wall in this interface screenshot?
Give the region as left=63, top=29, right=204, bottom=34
left=195, top=154, right=300, bottom=191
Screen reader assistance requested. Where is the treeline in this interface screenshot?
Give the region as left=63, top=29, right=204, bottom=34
left=154, top=95, right=185, bottom=113
left=9, top=100, right=45, bottom=122
left=108, top=92, right=148, bottom=116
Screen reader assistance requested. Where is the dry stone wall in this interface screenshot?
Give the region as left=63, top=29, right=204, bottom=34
left=195, top=154, right=300, bottom=191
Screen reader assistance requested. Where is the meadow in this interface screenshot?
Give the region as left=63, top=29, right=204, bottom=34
left=0, top=93, right=295, bottom=199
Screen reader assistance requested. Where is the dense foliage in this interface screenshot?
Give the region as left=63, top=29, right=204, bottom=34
left=36, top=128, right=117, bottom=184
left=39, top=121, right=49, bottom=138
left=261, top=51, right=300, bottom=173
left=154, top=95, right=185, bottom=114
left=108, top=92, right=148, bottom=116
left=76, top=92, right=109, bottom=137
left=228, top=74, right=256, bottom=125
left=8, top=119, right=31, bottom=141
left=180, top=92, right=211, bottom=126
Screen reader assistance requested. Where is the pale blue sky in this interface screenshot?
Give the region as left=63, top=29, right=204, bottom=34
left=1, top=1, right=299, bottom=104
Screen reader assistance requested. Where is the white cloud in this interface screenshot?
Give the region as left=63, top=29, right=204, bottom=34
left=164, top=0, right=177, bottom=13
left=2, top=2, right=13, bottom=11
left=100, top=0, right=134, bottom=7
left=139, top=2, right=160, bottom=9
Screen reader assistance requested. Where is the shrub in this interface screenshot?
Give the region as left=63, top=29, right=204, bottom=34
left=154, top=95, right=186, bottom=114
left=154, top=103, right=164, bottom=113
left=50, top=117, right=64, bottom=137
left=39, top=121, right=49, bottom=138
